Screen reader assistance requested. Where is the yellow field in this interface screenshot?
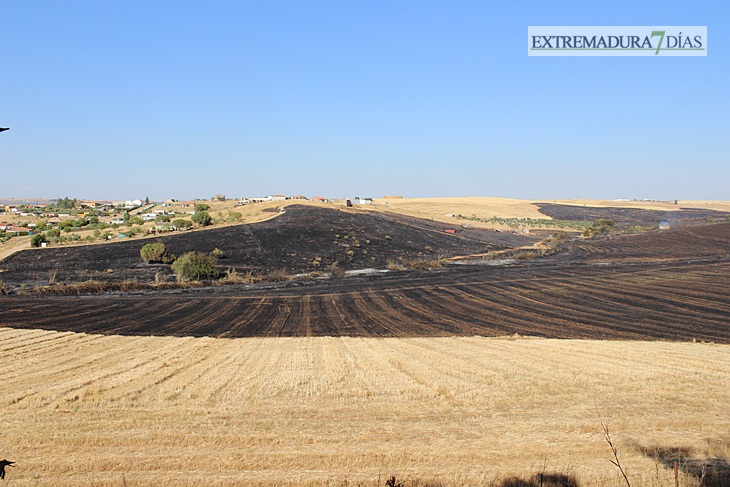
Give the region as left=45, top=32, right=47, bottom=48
left=549, top=199, right=730, bottom=212
left=1, top=328, right=728, bottom=486
left=354, top=197, right=730, bottom=229
left=368, top=197, right=547, bottom=222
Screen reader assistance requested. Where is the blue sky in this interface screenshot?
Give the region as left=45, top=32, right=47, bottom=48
left=1, top=1, right=727, bottom=201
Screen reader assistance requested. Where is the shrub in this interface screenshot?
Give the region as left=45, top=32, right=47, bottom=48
left=171, top=252, right=218, bottom=281
left=583, top=219, right=615, bottom=237
left=386, top=259, right=407, bottom=271
left=30, top=233, right=47, bottom=248
left=191, top=211, right=212, bottom=226
left=212, top=248, right=224, bottom=258
left=266, top=268, right=291, bottom=282
left=173, top=219, right=193, bottom=230
left=128, top=216, right=144, bottom=226
left=140, top=242, right=173, bottom=264
left=194, top=203, right=210, bottom=212
left=514, top=250, right=537, bottom=260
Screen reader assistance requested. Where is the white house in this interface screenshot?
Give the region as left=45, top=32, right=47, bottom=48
left=125, top=199, right=143, bottom=209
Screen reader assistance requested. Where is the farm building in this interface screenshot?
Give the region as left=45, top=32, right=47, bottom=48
left=247, top=197, right=271, bottom=203
left=312, top=196, right=330, bottom=203
left=155, top=221, right=176, bottom=232
left=353, top=197, right=373, bottom=205
left=1, top=225, right=32, bottom=235
left=125, top=199, right=143, bottom=209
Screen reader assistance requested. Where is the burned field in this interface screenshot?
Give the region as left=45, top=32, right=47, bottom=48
left=536, top=202, right=727, bottom=228
left=0, top=205, right=524, bottom=287
left=1, top=205, right=729, bottom=342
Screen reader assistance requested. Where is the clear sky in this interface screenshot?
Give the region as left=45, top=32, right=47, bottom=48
left=1, top=1, right=727, bottom=201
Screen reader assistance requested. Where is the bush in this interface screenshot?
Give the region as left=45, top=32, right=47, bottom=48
left=171, top=252, right=218, bottom=281
left=140, top=242, right=173, bottom=264
left=191, top=211, right=212, bottom=226
left=583, top=219, right=615, bottom=237
left=173, top=219, right=193, bottom=230
left=127, top=216, right=144, bottom=226
left=30, top=233, right=47, bottom=248
left=194, top=203, right=210, bottom=212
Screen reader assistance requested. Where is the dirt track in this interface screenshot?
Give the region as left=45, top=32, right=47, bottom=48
left=1, top=208, right=729, bottom=342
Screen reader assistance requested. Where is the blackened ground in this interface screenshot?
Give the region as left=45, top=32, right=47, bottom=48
left=0, top=205, right=528, bottom=288
left=0, top=222, right=728, bottom=342
left=535, top=203, right=728, bottom=228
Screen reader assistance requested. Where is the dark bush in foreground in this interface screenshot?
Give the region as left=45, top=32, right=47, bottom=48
left=171, top=251, right=218, bottom=281
left=140, top=242, right=173, bottom=264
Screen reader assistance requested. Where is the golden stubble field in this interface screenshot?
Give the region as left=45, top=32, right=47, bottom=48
left=1, top=328, right=728, bottom=486
left=364, top=197, right=730, bottom=227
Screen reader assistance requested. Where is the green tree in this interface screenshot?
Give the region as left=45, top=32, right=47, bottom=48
left=56, top=197, right=77, bottom=209
left=171, top=252, right=218, bottom=281
left=126, top=215, right=144, bottom=227
left=191, top=211, right=212, bottom=226
left=30, top=233, right=47, bottom=247
left=173, top=219, right=193, bottom=230
left=140, top=242, right=173, bottom=263
left=194, top=203, right=210, bottom=212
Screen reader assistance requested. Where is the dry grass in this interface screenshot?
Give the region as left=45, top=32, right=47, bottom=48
left=359, top=197, right=730, bottom=229
left=368, top=197, right=549, bottom=223
left=0, top=328, right=728, bottom=486
left=18, top=279, right=199, bottom=295
left=548, top=199, right=730, bottom=212
left=216, top=267, right=262, bottom=285
left=403, top=256, right=449, bottom=270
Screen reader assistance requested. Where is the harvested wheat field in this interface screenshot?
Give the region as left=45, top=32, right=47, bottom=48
left=1, top=328, right=729, bottom=486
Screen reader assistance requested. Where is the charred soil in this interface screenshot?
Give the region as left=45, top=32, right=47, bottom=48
left=1, top=206, right=729, bottom=342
